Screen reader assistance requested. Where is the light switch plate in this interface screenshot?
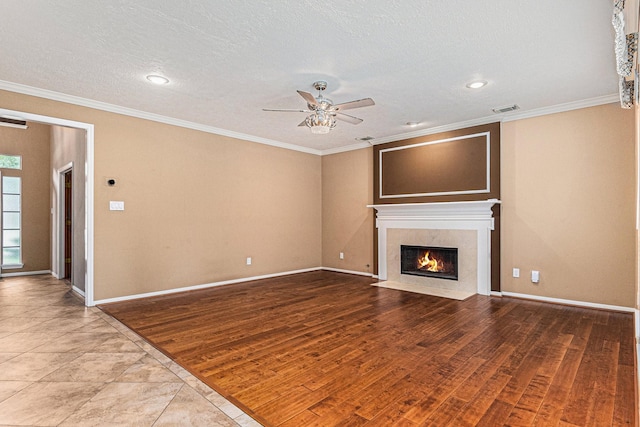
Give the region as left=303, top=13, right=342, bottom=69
left=512, top=268, right=520, bottom=278
left=109, top=201, right=124, bottom=211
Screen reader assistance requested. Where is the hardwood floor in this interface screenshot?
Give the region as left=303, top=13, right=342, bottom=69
left=100, top=271, right=637, bottom=426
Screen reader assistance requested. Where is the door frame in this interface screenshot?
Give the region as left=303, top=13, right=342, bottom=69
left=0, top=107, right=95, bottom=306
left=56, top=162, right=73, bottom=283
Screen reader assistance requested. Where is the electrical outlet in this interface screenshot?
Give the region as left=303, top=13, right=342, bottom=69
left=512, top=268, right=520, bottom=278
left=531, top=270, right=540, bottom=283
left=339, top=252, right=344, bottom=260
left=246, top=257, right=252, bottom=265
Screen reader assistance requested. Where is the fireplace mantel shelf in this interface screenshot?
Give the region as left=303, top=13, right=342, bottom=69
left=368, top=199, right=500, bottom=220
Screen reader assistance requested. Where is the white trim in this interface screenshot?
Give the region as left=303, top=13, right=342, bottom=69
left=0, top=122, right=28, bottom=130
left=490, top=291, right=503, bottom=297
left=0, top=107, right=95, bottom=307
left=321, top=142, right=373, bottom=156
left=0, top=80, right=616, bottom=159
left=94, top=267, right=323, bottom=305
left=319, top=94, right=618, bottom=155
left=72, top=285, right=85, bottom=298
left=1, top=264, right=24, bottom=269
left=0, top=80, right=322, bottom=156
left=636, top=309, right=640, bottom=340
left=85, top=124, right=94, bottom=306
left=369, top=200, right=500, bottom=296
left=378, top=132, right=491, bottom=199
left=1, top=269, right=51, bottom=278
left=500, top=94, right=620, bottom=122
left=321, top=267, right=374, bottom=277
left=369, top=94, right=619, bottom=147
left=500, top=291, right=636, bottom=313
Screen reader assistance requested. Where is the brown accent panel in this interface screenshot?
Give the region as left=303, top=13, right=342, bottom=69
left=381, top=134, right=488, bottom=197
left=374, top=122, right=500, bottom=204
left=373, top=122, right=501, bottom=290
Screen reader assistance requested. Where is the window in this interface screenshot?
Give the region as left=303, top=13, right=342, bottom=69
left=0, top=155, right=21, bottom=170
left=2, top=176, right=21, bottom=267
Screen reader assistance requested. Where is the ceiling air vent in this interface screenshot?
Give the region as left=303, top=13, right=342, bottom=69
left=0, top=116, right=28, bottom=130
left=492, top=104, right=520, bottom=114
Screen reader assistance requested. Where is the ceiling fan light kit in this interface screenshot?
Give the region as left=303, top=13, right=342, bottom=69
left=305, top=110, right=335, bottom=134
left=263, top=81, right=375, bottom=134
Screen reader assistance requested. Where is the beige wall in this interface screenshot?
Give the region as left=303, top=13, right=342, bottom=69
left=322, top=148, right=374, bottom=274
left=501, top=103, right=636, bottom=307
left=51, top=125, right=86, bottom=290
left=0, top=122, right=51, bottom=272
left=1, top=90, right=322, bottom=301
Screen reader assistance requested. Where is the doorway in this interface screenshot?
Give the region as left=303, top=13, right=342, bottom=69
left=0, top=107, right=95, bottom=306
left=63, top=168, right=72, bottom=281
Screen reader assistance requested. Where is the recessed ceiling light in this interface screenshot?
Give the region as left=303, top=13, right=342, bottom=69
left=466, top=80, right=487, bottom=89
left=146, top=74, right=170, bottom=85
left=406, top=121, right=420, bottom=127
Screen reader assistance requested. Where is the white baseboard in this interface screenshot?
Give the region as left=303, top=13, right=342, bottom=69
left=72, top=286, right=85, bottom=297
left=321, top=267, right=374, bottom=277
left=1, top=269, right=51, bottom=278
left=94, top=267, right=381, bottom=306
left=499, top=291, right=636, bottom=313
left=94, top=267, right=324, bottom=305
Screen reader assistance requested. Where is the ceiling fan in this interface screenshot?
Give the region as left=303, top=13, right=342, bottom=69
left=263, top=81, right=375, bottom=134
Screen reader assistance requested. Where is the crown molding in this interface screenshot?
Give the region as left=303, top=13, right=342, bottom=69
left=0, top=80, right=618, bottom=157
left=371, top=116, right=501, bottom=146
left=0, top=80, right=323, bottom=156
left=500, top=93, right=619, bottom=122
left=321, top=141, right=373, bottom=156
left=368, top=93, right=619, bottom=147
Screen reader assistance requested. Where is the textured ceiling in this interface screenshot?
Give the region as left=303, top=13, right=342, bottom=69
left=0, top=1, right=620, bottom=153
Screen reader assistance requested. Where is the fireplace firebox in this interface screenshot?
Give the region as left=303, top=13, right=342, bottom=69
left=400, top=245, right=458, bottom=281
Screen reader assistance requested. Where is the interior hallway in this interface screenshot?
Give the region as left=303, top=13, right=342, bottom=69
left=0, top=274, right=260, bottom=426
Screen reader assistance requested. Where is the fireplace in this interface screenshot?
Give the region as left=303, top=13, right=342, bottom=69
left=401, top=245, right=458, bottom=281
left=368, top=199, right=500, bottom=296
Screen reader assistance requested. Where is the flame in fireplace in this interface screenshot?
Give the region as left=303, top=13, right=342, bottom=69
left=417, top=251, right=443, bottom=272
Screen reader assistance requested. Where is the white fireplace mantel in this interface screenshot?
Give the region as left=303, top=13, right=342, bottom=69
left=368, top=199, right=500, bottom=295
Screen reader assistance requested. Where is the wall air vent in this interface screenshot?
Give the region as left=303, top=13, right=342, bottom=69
left=0, top=116, right=28, bottom=130
left=492, top=104, right=520, bottom=114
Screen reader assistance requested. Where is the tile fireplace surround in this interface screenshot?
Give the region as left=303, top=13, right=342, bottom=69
left=368, top=199, right=500, bottom=296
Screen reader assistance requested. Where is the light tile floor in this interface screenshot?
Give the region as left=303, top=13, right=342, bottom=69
left=0, top=274, right=261, bottom=427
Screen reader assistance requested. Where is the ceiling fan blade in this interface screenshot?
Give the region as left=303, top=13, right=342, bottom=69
left=262, top=108, right=310, bottom=113
left=297, top=90, right=319, bottom=107
left=297, top=119, right=307, bottom=127
left=334, top=97, right=375, bottom=111
left=336, top=112, right=364, bottom=124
